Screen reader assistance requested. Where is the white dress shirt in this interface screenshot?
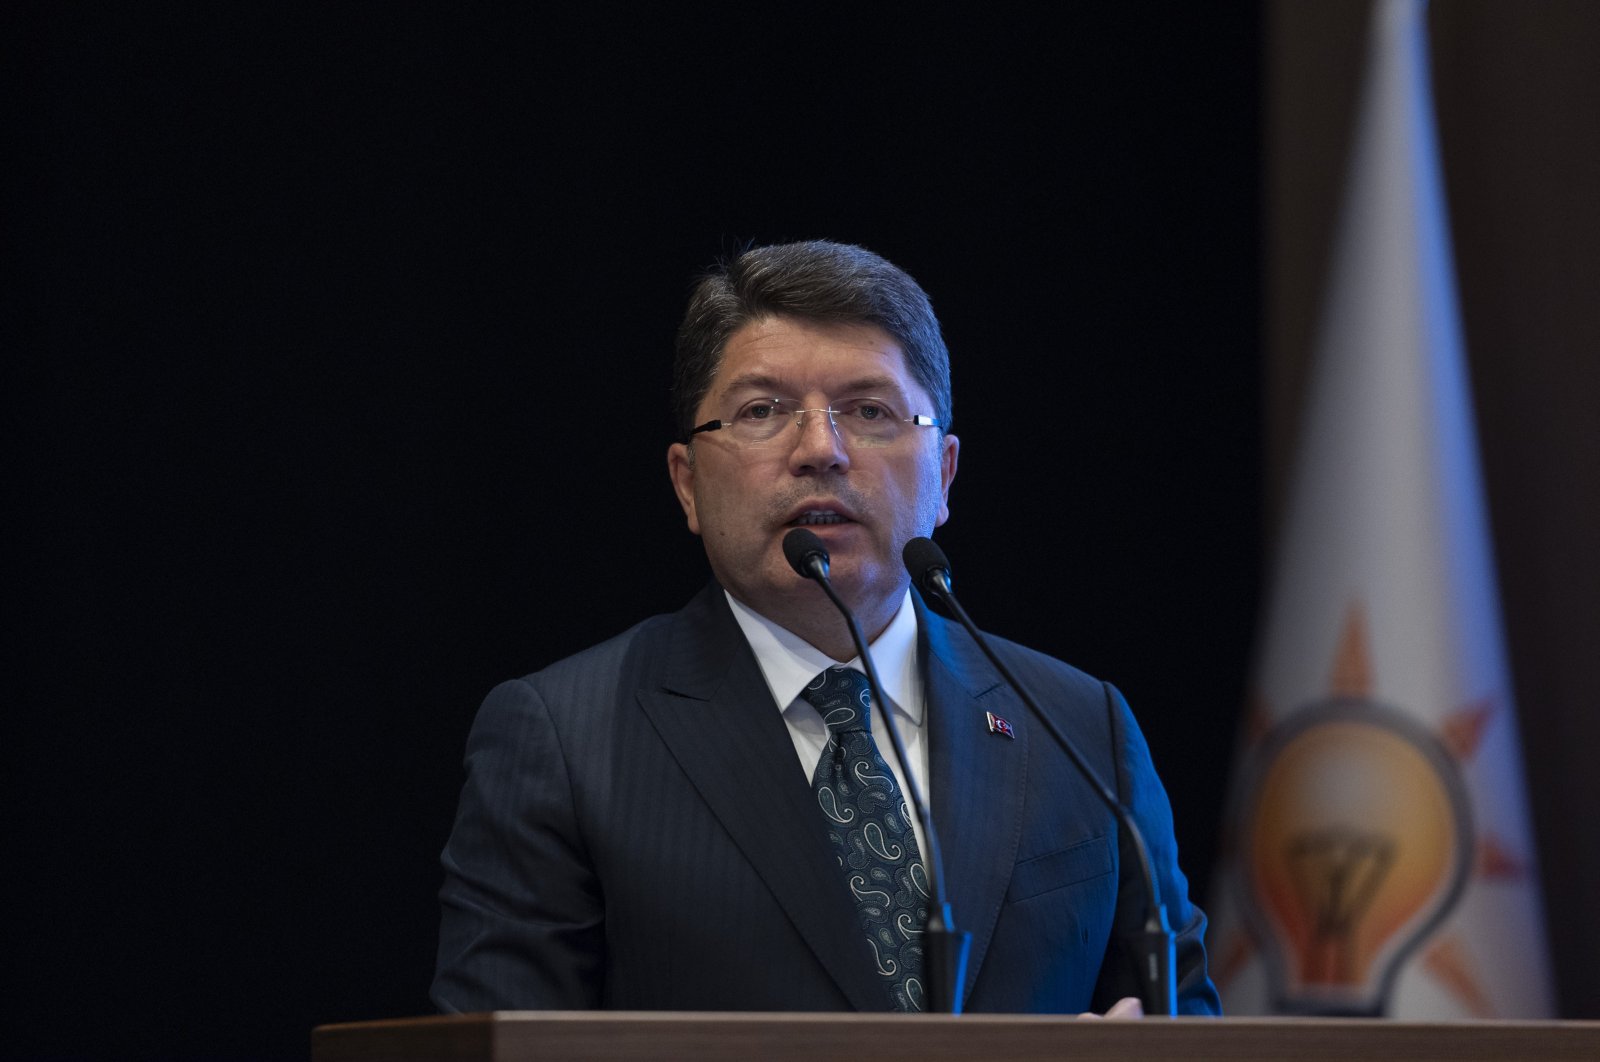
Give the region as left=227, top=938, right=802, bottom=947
left=725, top=589, right=931, bottom=863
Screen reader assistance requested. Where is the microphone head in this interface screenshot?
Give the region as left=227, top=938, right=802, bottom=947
left=902, top=536, right=953, bottom=596
left=783, top=528, right=830, bottom=580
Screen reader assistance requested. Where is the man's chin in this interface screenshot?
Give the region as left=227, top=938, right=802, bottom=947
left=715, top=537, right=899, bottom=611
left=797, top=558, right=905, bottom=613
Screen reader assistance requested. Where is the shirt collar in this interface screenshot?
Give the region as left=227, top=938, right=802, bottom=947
left=725, top=588, right=923, bottom=724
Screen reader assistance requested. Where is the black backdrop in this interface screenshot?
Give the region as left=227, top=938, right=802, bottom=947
left=9, top=6, right=1260, bottom=1057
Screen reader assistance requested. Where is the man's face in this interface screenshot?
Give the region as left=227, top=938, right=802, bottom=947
left=667, top=316, right=959, bottom=626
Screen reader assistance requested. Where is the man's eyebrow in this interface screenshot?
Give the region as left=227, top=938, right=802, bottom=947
left=718, top=373, right=908, bottom=397
left=717, top=373, right=788, bottom=396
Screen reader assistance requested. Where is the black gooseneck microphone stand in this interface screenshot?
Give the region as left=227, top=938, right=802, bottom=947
left=782, top=528, right=971, bottom=1015
left=903, top=535, right=1179, bottom=1017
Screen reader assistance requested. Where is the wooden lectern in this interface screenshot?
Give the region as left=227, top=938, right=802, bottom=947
left=313, top=1011, right=1600, bottom=1061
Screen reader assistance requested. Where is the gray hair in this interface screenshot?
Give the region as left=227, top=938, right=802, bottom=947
left=671, top=240, right=953, bottom=438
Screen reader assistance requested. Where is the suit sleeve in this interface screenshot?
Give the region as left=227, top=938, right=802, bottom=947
left=1091, top=682, right=1222, bottom=1016
left=431, top=678, right=604, bottom=1011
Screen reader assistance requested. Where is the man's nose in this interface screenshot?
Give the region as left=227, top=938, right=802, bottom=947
left=787, top=407, right=850, bottom=473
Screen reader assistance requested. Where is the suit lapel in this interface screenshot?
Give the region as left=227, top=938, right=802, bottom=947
left=633, top=585, right=888, bottom=1012
left=919, top=597, right=1030, bottom=1009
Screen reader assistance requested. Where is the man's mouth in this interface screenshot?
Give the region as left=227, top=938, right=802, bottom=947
left=789, top=509, right=854, bottom=527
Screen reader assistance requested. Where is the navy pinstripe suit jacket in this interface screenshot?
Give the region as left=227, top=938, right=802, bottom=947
left=432, top=583, right=1218, bottom=1014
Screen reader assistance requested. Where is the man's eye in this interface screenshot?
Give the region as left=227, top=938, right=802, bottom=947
left=739, top=401, right=780, bottom=421
left=847, top=400, right=893, bottom=421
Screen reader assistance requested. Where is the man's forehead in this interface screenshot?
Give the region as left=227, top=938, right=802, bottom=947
left=708, top=317, right=920, bottom=398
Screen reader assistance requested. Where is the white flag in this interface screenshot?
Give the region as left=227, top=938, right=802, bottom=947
left=1209, top=0, right=1553, bottom=1018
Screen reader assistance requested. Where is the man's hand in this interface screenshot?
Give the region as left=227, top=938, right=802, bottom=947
left=1077, top=996, right=1145, bottom=1019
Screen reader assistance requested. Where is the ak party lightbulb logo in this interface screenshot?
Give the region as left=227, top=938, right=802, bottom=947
left=1219, top=606, right=1527, bottom=1017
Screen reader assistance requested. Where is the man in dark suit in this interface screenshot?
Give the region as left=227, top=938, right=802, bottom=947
left=432, top=241, right=1218, bottom=1015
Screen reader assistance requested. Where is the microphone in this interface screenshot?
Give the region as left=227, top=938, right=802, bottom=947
left=781, top=528, right=971, bottom=1015
left=902, top=535, right=954, bottom=599
left=781, top=527, right=831, bottom=583
left=902, top=536, right=1180, bottom=1017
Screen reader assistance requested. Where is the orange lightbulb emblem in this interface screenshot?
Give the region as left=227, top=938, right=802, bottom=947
left=1237, top=700, right=1472, bottom=1014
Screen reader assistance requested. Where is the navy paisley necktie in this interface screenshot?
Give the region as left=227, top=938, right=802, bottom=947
left=803, top=666, right=929, bottom=1012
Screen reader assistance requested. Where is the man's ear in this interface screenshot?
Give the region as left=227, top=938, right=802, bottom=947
left=934, top=432, right=959, bottom=527
left=666, top=442, right=701, bottom=535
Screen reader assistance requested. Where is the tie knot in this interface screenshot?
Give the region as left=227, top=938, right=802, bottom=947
left=801, top=666, right=873, bottom=735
